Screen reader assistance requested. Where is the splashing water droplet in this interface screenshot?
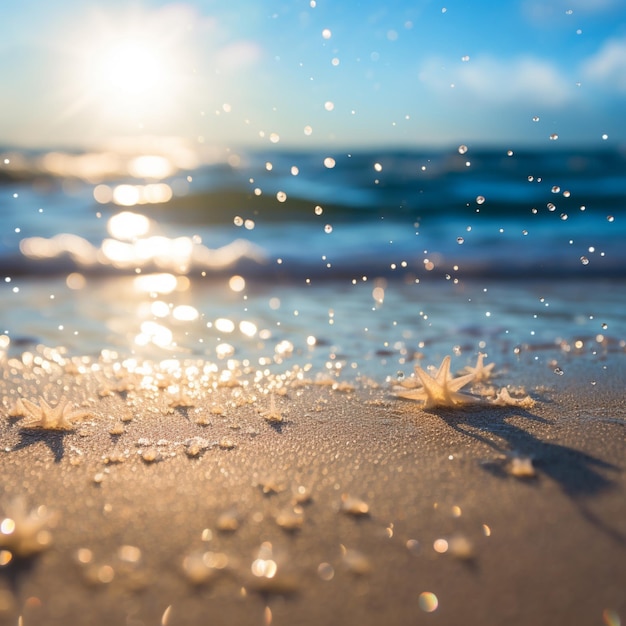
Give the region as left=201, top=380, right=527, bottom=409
left=418, top=592, right=439, bottom=612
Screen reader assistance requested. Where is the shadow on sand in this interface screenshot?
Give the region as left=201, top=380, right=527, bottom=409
left=428, top=403, right=624, bottom=543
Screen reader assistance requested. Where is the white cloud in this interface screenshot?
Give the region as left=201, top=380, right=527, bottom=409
left=581, top=38, right=626, bottom=91
left=420, top=55, right=573, bottom=106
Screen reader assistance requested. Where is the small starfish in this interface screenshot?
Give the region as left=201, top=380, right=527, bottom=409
left=259, top=393, right=283, bottom=423
left=492, top=387, right=535, bottom=408
left=461, top=352, right=495, bottom=382
left=395, top=356, right=481, bottom=408
left=18, top=396, right=89, bottom=430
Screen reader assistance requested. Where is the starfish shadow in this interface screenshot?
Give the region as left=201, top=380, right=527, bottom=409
left=431, top=405, right=624, bottom=543
left=12, top=429, right=69, bottom=463
left=173, top=405, right=192, bottom=420
left=266, top=419, right=290, bottom=434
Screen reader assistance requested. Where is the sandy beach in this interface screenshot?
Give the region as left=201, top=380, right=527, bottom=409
left=1, top=348, right=624, bottom=626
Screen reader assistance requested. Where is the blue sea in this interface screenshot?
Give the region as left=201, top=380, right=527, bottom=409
left=1, top=144, right=624, bottom=380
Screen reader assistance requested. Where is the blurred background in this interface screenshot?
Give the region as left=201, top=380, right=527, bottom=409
left=1, top=0, right=624, bottom=375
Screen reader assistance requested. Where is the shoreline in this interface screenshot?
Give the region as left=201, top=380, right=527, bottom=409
left=1, top=349, right=625, bottom=626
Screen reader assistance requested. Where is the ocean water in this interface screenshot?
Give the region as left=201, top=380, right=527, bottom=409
left=1, top=145, right=624, bottom=381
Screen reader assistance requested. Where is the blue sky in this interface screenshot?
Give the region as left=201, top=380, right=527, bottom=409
left=1, top=0, right=625, bottom=149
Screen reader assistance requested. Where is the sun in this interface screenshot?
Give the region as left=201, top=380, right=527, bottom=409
left=93, top=38, right=164, bottom=98
left=60, top=7, right=194, bottom=130
left=84, top=30, right=179, bottom=121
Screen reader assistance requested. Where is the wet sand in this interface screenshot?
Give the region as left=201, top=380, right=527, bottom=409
left=1, top=351, right=625, bottom=626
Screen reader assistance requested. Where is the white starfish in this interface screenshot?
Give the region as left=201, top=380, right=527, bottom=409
left=460, top=352, right=495, bottom=382
left=492, top=387, right=535, bottom=408
left=259, top=393, right=284, bottom=423
left=395, top=356, right=481, bottom=408
left=18, top=396, right=89, bottom=430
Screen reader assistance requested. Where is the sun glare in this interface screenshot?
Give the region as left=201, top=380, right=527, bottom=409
left=65, top=8, right=192, bottom=128
left=94, top=39, right=164, bottom=97
left=86, top=33, right=177, bottom=118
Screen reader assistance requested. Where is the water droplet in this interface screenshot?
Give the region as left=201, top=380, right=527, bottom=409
left=551, top=186, right=560, bottom=193
left=547, top=203, right=556, bottom=211
left=461, top=55, right=470, bottom=62
left=322, top=28, right=332, bottom=39
left=406, top=539, right=420, bottom=555
left=549, top=133, right=559, bottom=141
left=182, top=551, right=228, bottom=585
left=324, top=224, right=333, bottom=234
left=324, top=101, right=334, bottom=111
left=118, top=545, right=142, bottom=563
left=216, top=511, right=239, bottom=531
left=554, top=367, right=564, bottom=375
left=276, top=191, right=287, bottom=202
left=476, top=195, right=485, bottom=205
left=141, top=448, right=160, bottom=463
left=457, top=144, right=468, bottom=155
left=323, top=157, right=336, bottom=168
left=607, top=215, right=614, bottom=222
left=433, top=538, right=448, bottom=554
left=456, top=237, right=464, bottom=244
left=317, top=562, right=335, bottom=580
left=418, top=592, right=439, bottom=612
left=580, top=256, right=589, bottom=265
left=560, top=213, right=568, bottom=221
left=275, top=509, right=304, bottom=531
left=602, top=133, right=608, bottom=140
left=340, top=494, right=369, bottom=516
left=508, top=456, right=536, bottom=478
left=532, top=115, right=540, bottom=122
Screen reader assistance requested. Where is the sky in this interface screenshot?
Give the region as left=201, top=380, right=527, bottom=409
left=0, top=0, right=625, bottom=150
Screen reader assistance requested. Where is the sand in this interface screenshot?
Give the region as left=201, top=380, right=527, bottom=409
left=0, top=349, right=625, bottom=626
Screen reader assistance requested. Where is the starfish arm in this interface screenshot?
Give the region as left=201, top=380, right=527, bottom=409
left=448, top=390, right=484, bottom=405
left=394, top=387, right=427, bottom=401
left=19, top=398, right=43, bottom=421
left=446, top=372, right=477, bottom=392
left=434, top=355, right=452, bottom=385
left=415, top=365, right=453, bottom=406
